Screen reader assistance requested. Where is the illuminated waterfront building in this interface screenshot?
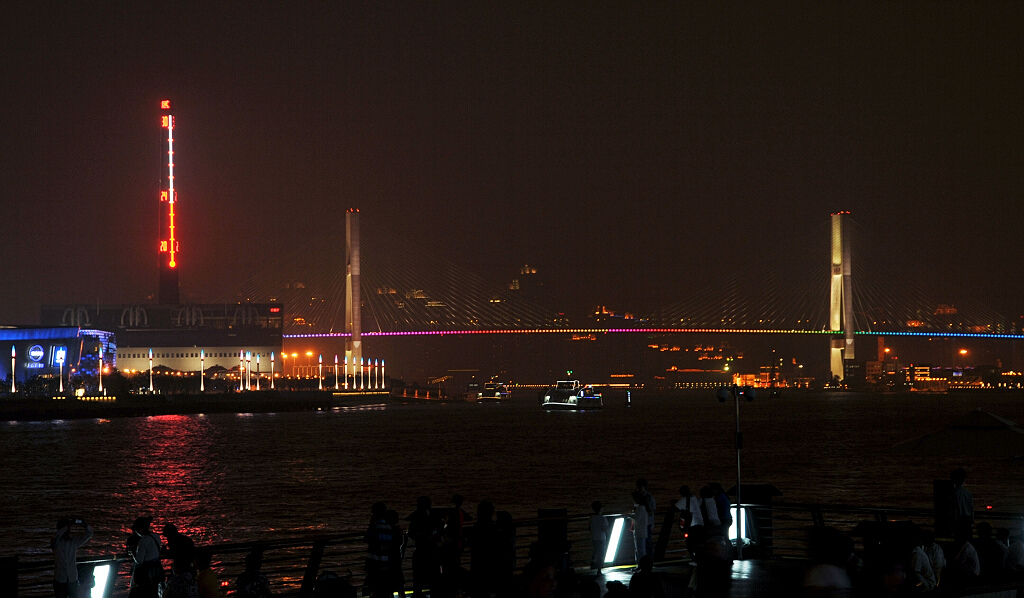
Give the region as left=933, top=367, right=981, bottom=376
left=0, top=327, right=114, bottom=383
left=40, top=303, right=283, bottom=373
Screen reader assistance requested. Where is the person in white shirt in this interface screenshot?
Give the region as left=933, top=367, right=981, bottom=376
left=675, top=486, right=705, bottom=560
left=51, top=517, right=94, bottom=598
left=699, top=486, right=721, bottom=534
left=127, top=516, right=164, bottom=597
left=910, top=544, right=937, bottom=591
left=589, top=501, right=609, bottom=573
left=921, top=530, right=946, bottom=587
left=1006, top=532, right=1024, bottom=575
left=632, top=490, right=649, bottom=559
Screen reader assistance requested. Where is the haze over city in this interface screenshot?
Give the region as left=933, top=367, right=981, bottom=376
left=1, top=2, right=1021, bottom=327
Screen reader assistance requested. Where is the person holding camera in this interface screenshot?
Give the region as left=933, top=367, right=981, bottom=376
left=51, top=517, right=93, bottom=598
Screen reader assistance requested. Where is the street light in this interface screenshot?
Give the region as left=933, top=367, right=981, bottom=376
left=10, top=346, right=15, bottom=393
left=149, top=349, right=154, bottom=392
left=200, top=349, right=205, bottom=392
left=291, top=353, right=298, bottom=377
left=270, top=352, right=275, bottom=389
left=305, top=351, right=313, bottom=378
left=98, top=347, right=104, bottom=395
left=55, top=347, right=65, bottom=393
left=334, top=355, right=339, bottom=390
left=256, top=353, right=261, bottom=391
left=318, top=354, right=323, bottom=390
left=718, top=384, right=756, bottom=560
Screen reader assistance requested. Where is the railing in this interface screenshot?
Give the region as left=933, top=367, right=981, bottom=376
left=8, top=503, right=1024, bottom=597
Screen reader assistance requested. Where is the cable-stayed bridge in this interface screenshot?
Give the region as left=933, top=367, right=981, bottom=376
left=219, top=213, right=1020, bottom=380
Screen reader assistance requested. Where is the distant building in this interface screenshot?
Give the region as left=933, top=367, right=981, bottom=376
left=41, top=303, right=283, bottom=373
left=0, top=327, right=114, bottom=383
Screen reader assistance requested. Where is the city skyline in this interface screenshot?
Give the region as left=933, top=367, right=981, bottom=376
left=0, top=3, right=1020, bottom=325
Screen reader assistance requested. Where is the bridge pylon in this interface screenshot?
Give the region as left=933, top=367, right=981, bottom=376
left=345, top=209, right=362, bottom=368
left=830, top=212, right=855, bottom=382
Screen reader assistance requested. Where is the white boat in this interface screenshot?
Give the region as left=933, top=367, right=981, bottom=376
left=541, top=380, right=603, bottom=410
left=478, top=382, right=510, bottom=402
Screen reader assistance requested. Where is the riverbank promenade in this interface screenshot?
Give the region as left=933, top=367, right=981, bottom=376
left=10, top=501, right=1024, bottom=597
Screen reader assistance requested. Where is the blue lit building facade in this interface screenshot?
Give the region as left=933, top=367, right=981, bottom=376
left=0, top=327, right=115, bottom=384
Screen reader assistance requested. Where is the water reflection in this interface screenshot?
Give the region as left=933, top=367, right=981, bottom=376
left=121, top=414, right=224, bottom=545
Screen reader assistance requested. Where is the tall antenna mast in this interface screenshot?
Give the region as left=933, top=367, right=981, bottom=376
left=159, top=99, right=180, bottom=304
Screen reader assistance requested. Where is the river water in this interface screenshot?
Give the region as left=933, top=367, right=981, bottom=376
left=3, top=390, right=1023, bottom=561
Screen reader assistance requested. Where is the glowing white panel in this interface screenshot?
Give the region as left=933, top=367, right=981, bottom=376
left=89, top=564, right=110, bottom=598
left=605, top=517, right=624, bottom=564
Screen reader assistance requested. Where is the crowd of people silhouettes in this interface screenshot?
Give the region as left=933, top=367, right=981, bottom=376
left=47, top=470, right=1024, bottom=598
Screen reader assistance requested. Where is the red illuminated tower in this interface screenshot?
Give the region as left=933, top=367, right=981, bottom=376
left=158, top=100, right=180, bottom=304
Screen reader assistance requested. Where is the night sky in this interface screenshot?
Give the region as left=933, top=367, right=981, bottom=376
left=1, top=3, right=1021, bottom=325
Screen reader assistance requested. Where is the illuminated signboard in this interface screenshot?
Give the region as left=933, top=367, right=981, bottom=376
left=28, top=345, right=44, bottom=361
left=52, top=346, right=67, bottom=366
left=161, top=100, right=171, bottom=109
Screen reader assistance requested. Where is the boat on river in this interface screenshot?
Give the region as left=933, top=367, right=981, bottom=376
left=541, top=380, right=603, bottom=410
left=477, top=382, right=510, bottom=402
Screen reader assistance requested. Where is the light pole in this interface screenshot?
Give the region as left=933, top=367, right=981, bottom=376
left=318, top=354, right=323, bottom=390
left=381, top=359, right=385, bottom=390
left=10, top=346, right=15, bottom=393
left=291, top=353, right=298, bottom=377
left=344, top=356, right=349, bottom=390
left=256, top=353, right=260, bottom=391
left=305, top=351, right=313, bottom=379
left=334, top=355, right=339, bottom=390
left=246, top=352, right=252, bottom=390
left=717, top=384, right=756, bottom=560
left=360, top=357, right=364, bottom=390
left=56, top=348, right=65, bottom=393
left=98, top=347, right=104, bottom=395
left=149, top=349, right=154, bottom=392
left=239, top=350, right=244, bottom=391
left=270, top=352, right=275, bottom=389
left=200, top=349, right=205, bottom=392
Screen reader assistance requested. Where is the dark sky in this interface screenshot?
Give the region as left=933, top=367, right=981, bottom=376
left=1, top=2, right=1021, bottom=324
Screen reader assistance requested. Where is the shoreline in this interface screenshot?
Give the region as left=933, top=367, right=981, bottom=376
left=0, top=390, right=390, bottom=422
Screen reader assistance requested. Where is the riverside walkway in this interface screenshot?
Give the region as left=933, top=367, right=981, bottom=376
left=6, top=502, right=1024, bottom=597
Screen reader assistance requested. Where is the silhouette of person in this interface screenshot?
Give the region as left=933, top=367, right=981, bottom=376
left=194, top=549, right=224, bottom=598
left=235, top=551, right=272, bottom=598
left=52, top=517, right=93, bottom=598
left=162, top=555, right=200, bottom=598
left=949, top=468, right=974, bottom=534
left=629, top=554, right=667, bottom=598
left=636, top=479, right=656, bottom=556
left=162, top=523, right=195, bottom=570
left=364, top=502, right=395, bottom=598
left=128, top=516, right=164, bottom=598
left=406, top=496, right=440, bottom=598
left=589, top=501, right=609, bottom=573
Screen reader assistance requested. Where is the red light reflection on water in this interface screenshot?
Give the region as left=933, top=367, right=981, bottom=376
left=124, top=415, right=222, bottom=544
